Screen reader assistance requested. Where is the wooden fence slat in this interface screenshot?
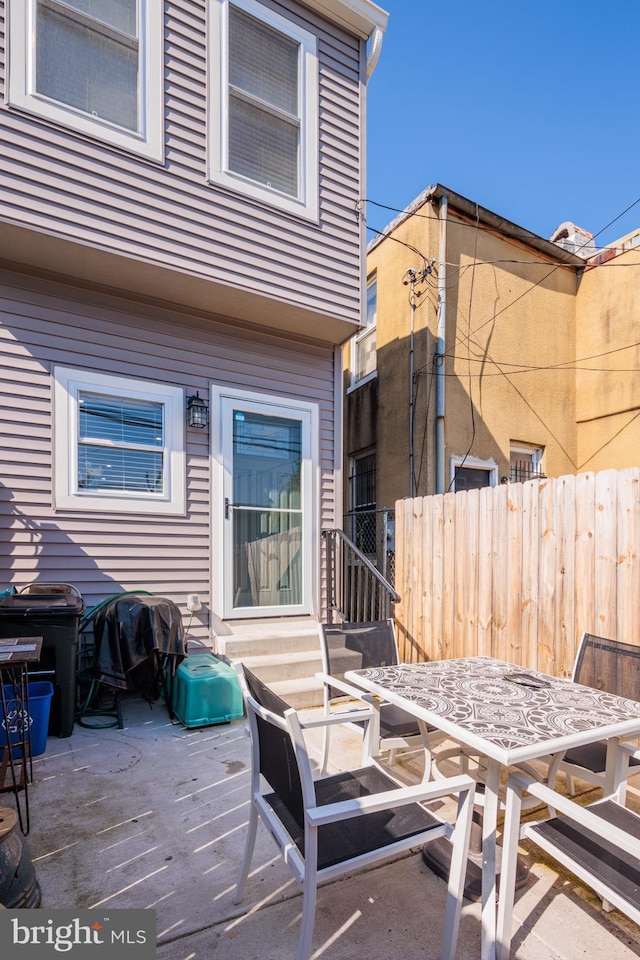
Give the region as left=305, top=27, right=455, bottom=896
left=521, top=478, right=540, bottom=670
left=442, top=492, right=456, bottom=661
left=466, top=488, right=480, bottom=657
left=574, top=470, right=595, bottom=661
left=555, top=473, right=576, bottom=677
left=394, top=499, right=407, bottom=660
left=454, top=490, right=468, bottom=660
left=537, top=477, right=557, bottom=674
left=491, top=483, right=509, bottom=661
left=421, top=496, right=434, bottom=664
left=616, top=468, right=640, bottom=645
left=595, top=469, right=618, bottom=639
left=506, top=482, right=523, bottom=664
left=431, top=495, right=445, bottom=661
left=477, top=485, right=493, bottom=657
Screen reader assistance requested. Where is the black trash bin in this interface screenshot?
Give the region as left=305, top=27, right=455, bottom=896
left=0, top=585, right=84, bottom=738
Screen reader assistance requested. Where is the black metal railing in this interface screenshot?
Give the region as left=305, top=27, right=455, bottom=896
left=343, top=507, right=395, bottom=585
left=322, top=528, right=400, bottom=624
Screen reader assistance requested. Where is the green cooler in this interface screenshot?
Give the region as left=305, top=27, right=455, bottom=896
left=171, top=654, right=244, bottom=728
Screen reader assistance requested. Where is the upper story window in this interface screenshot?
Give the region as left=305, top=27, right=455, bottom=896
left=8, top=0, right=164, bottom=161
left=509, top=443, right=545, bottom=482
left=53, top=367, right=185, bottom=514
left=352, top=276, right=377, bottom=385
left=209, top=0, right=319, bottom=221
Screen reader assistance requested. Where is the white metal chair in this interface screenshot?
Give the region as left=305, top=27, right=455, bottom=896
left=318, top=620, right=450, bottom=779
left=497, top=744, right=640, bottom=960
left=234, top=664, right=476, bottom=960
left=546, top=633, right=640, bottom=794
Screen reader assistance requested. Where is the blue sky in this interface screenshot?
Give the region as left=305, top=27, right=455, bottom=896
left=365, top=2, right=640, bottom=249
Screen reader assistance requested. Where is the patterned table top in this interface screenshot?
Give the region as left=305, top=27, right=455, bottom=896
left=346, top=656, right=640, bottom=765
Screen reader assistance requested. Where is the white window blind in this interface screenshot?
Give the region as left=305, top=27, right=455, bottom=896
left=77, top=392, right=164, bottom=494
left=36, top=0, right=139, bottom=132
left=228, top=6, right=300, bottom=197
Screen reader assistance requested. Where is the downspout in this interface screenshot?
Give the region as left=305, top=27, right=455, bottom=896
left=366, top=27, right=383, bottom=80
left=435, top=196, right=448, bottom=494
left=405, top=269, right=417, bottom=497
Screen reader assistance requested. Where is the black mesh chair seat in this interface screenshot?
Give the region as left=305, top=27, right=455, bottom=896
left=267, top=764, right=441, bottom=871
left=548, top=633, right=640, bottom=795
left=531, top=799, right=640, bottom=909
left=234, top=664, right=476, bottom=960
left=563, top=741, right=640, bottom=775
left=318, top=621, right=451, bottom=777
left=498, top=767, right=640, bottom=955
left=348, top=701, right=422, bottom=739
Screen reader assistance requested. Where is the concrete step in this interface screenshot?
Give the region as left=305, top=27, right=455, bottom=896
left=223, top=629, right=319, bottom=659
left=269, top=675, right=325, bottom=710
left=238, top=649, right=323, bottom=684
left=222, top=617, right=324, bottom=710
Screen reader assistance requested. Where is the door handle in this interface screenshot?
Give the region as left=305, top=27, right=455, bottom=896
left=225, top=498, right=232, bottom=520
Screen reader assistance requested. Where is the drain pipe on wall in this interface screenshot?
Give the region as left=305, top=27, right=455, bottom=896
left=404, top=268, right=418, bottom=498
left=435, top=195, right=448, bottom=494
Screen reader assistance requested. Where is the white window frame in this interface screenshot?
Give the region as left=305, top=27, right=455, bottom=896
left=209, top=0, right=319, bottom=221
left=349, top=275, right=377, bottom=390
left=450, top=454, right=498, bottom=493
left=509, top=442, right=545, bottom=482
left=8, top=0, right=164, bottom=162
left=53, top=367, right=185, bottom=515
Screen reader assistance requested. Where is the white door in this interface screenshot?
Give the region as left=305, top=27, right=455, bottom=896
left=213, top=388, right=315, bottom=619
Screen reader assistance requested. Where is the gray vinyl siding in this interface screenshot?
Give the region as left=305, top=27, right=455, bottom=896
left=0, top=270, right=337, bottom=636
left=0, top=0, right=363, bottom=326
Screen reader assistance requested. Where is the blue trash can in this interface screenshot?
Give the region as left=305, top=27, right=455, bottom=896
left=0, top=681, right=54, bottom=757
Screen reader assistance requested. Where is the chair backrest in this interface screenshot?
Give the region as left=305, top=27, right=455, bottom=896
left=239, top=665, right=305, bottom=830
left=320, top=621, right=399, bottom=698
left=573, top=633, right=640, bottom=701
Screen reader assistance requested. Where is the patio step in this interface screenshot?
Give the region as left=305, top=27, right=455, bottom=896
left=220, top=618, right=324, bottom=709
left=239, top=649, right=323, bottom=684
left=270, top=675, right=325, bottom=711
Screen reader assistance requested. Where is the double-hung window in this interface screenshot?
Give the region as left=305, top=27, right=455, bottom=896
left=352, top=276, right=377, bottom=385
left=210, top=0, right=319, bottom=220
left=8, top=1, right=164, bottom=160
left=53, top=367, right=185, bottom=514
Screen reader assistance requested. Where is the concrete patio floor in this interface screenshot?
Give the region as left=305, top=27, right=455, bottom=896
left=9, top=694, right=640, bottom=960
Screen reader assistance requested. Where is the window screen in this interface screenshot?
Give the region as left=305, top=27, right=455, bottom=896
left=35, top=0, right=139, bottom=131
left=228, top=5, right=300, bottom=197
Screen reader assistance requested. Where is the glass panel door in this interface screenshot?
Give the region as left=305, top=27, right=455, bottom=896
left=221, top=397, right=311, bottom=616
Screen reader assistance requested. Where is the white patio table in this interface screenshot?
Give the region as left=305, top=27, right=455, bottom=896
left=345, top=655, right=640, bottom=960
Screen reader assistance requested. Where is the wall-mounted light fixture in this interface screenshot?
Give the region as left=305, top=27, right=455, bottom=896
left=186, top=391, right=209, bottom=429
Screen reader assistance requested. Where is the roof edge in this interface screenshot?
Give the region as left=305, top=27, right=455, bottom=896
left=368, top=184, right=587, bottom=266
left=302, top=0, right=388, bottom=39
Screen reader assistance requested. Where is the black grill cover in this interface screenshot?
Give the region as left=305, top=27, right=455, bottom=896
left=93, top=594, right=185, bottom=694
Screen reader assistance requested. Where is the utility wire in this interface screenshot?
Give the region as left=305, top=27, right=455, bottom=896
left=362, top=195, right=640, bottom=253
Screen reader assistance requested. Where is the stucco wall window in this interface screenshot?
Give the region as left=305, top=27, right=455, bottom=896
left=351, top=276, right=377, bottom=386
left=450, top=455, right=498, bottom=493
left=209, top=0, right=319, bottom=220
left=8, top=0, right=164, bottom=161
left=53, top=367, right=185, bottom=514
left=509, top=443, right=545, bottom=482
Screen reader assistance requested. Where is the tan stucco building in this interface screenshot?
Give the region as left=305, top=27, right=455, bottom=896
left=345, top=184, right=640, bottom=522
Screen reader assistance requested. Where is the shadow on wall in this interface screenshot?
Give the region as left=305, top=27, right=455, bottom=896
left=0, top=481, right=119, bottom=599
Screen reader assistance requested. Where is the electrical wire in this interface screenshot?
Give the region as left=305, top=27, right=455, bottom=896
left=362, top=195, right=640, bottom=254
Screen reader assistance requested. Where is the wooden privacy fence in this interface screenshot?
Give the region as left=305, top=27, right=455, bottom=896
left=394, top=468, right=640, bottom=677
